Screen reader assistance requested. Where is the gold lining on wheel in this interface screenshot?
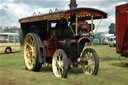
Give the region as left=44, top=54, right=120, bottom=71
left=80, top=49, right=96, bottom=75
left=24, top=35, right=36, bottom=69
left=52, top=51, right=64, bottom=78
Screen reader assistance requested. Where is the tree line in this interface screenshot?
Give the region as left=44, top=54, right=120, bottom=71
left=108, top=23, right=115, bottom=35
left=0, top=26, right=20, bottom=33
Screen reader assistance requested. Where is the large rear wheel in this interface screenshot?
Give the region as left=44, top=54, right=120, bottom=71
left=80, top=48, right=99, bottom=75
left=24, top=33, right=42, bottom=71
left=52, top=49, right=69, bottom=78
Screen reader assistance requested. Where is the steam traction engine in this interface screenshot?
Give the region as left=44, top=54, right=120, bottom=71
left=19, top=0, right=107, bottom=78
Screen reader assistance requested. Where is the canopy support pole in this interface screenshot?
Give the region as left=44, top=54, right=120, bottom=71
left=91, top=15, right=94, bottom=35
left=66, top=17, right=75, bottom=36
left=94, top=17, right=103, bottom=35
left=76, top=15, right=78, bottom=36
left=47, top=20, right=49, bottom=31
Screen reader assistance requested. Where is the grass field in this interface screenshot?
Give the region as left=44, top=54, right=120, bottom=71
left=0, top=45, right=128, bottom=85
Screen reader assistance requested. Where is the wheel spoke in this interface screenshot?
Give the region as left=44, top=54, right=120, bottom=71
left=57, top=68, right=61, bottom=76
left=31, top=41, right=35, bottom=47
left=26, top=42, right=33, bottom=49
left=29, top=37, right=33, bottom=43
left=58, top=53, right=61, bottom=61
left=60, top=61, right=64, bottom=68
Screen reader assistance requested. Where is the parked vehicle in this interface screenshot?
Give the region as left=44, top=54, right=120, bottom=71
left=19, top=0, right=107, bottom=78
left=0, top=33, right=20, bottom=53
left=100, top=34, right=114, bottom=45
left=116, top=3, right=128, bottom=57
left=108, top=36, right=116, bottom=47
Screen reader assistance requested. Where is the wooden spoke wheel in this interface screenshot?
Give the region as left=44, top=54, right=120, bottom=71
left=24, top=33, right=42, bottom=71
left=80, top=48, right=99, bottom=75
left=52, top=49, right=69, bottom=78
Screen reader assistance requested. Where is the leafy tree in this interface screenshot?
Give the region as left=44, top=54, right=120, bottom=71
left=1, top=26, right=18, bottom=33
left=108, top=23, right=115, bottom=35
left=19, top=28, right=24, bottom=46
left=10, top=26, right=17, bottom=33
left=2, top=26, right=9, bottom=32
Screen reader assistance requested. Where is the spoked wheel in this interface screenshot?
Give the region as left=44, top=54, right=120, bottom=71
left=24, top=33, right=42, bottom=71
left=80, top=48, right=99, bottom=75
left=52, top=49, right=69, bottom=78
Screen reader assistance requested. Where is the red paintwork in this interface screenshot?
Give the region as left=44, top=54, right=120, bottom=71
left=43, top=41, right=57, bottom=57
left=42, top=40, right=66, bottom=57
left=79, top=11, right=90, bottom=16
left=57, top=40, right=65, bottom=49
left=0, top=40, right=8, bottom=43
left=65, top=7, right=107, bottom=19
left=116, top=3, right=128, bottom=56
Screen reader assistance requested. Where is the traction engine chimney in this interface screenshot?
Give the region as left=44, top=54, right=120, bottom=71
left=69, top=0, right=78, bottom=9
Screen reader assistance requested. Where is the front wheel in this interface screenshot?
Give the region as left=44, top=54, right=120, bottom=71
left=52, top=49, right=69, bottom=78
left=80, top=48, right=99, bottom=75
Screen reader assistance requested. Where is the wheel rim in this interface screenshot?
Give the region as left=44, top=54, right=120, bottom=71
left=6, top=48, right=10, bottom=53
left=52, top=51, right=64, bottom=78
left=24, top=34, right=36, bottom=70
left=80, top=49, right=95, bottom=75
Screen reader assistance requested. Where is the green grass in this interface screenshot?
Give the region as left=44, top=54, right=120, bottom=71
left=87, top=45, right=120, bottom=58
left=0, top=45, right=128, bottom=85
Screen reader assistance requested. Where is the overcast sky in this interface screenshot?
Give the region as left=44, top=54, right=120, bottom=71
left=0, top=0, right=127, bottom=32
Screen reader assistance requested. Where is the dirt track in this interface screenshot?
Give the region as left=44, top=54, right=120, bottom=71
left=99, top=57, right=120, bottom=62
